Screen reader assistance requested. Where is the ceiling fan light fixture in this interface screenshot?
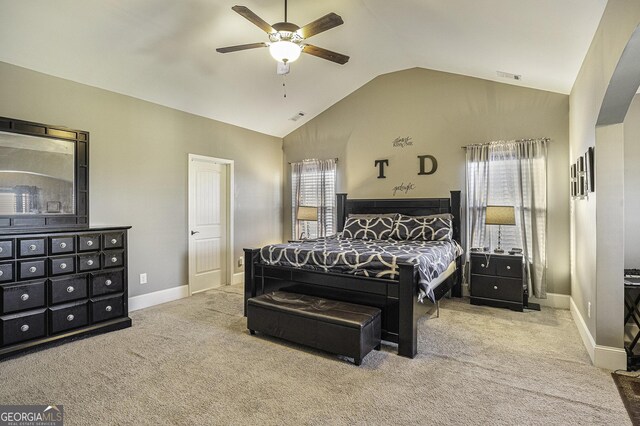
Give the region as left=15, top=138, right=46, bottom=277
left=269, top=40, right=302, bottom=63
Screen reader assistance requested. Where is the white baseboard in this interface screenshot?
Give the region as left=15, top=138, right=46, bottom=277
left=233, top=272, right=244, bottom=285
left=128, top=285, right=189, bottom=312
left=569, top=296, right=626, bottom=370
left=530, top=293, right=570, bottom=309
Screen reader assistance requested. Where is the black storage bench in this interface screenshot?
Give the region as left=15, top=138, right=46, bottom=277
left=247, top=291, right=381, bottom=366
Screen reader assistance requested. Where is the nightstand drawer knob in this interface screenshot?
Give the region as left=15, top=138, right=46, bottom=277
left=0, top=271, right=3, bottom=277
left=60, top=242, right=67, bottom=249
left=111, top=238, right=117, bottom=244
left=105, top=279, right=112, bottom=286
left=87, top=259, right=94, bottom=266
left=506, top=266, right=511, bottom=270
left=67, top=286, right=74, bottom=293
left=67, top=314, right=74, bottom=322
left=0, top=247, right=4, bottom=253
left=86, top=240, right=93, bottom=247
left=21, top=293, right=29, bottom=301
left=105, top=306, right=112, bottom=312
left=20, top=324, right=29, bottom=332
left=111, top=257, right=118, bottom=263
left=29, top=244, right=36, bottom=251
left=60, top=263, right=67, bottom=269
left=493, top=285, right=498, bottom=290
left=481, top=264, right=485, bottom=268
left=29, top=266, right=36, bottom=273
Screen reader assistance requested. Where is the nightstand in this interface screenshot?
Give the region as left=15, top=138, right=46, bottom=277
left=470, top=252, right=526, bottom=312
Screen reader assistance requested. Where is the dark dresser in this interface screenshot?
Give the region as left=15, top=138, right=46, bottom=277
left=470, top=252, right=526, bottom=312
left=0, top=226, right=131, bottom=359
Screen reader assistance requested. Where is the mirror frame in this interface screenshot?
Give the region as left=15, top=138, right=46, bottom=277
left=0, top=116, right=89, bottom=230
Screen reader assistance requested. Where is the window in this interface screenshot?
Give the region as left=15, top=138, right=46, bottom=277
left=291, top=159, right=336, bottom=239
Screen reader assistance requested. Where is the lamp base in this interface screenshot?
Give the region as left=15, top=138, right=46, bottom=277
left=493, top=248, right=505, bottom=254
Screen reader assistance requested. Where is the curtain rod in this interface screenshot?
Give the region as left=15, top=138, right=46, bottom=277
left=461, top=138, right=550, bottom=150
left=288, top=158, right=339, bottom=164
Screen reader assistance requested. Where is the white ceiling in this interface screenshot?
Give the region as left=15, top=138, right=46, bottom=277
left=0, top=0, right=607, bottom=137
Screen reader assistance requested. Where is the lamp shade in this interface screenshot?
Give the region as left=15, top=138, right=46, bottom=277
left=485, top=205, right=515, bottom=225
left=269, top=41, right=301, bottom=63
left=297, top=206, right=318, bottom=221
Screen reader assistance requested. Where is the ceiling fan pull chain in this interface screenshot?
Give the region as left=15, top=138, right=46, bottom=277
left=283, top=75, right=287, bottom=98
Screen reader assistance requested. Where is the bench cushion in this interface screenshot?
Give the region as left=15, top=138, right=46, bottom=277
left=248, top=291, right=380, bottom=329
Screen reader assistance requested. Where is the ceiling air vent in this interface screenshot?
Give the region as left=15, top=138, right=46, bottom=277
left=497, top=71, right=522, bottom=80
left=289, top=112, right=306, bottom=122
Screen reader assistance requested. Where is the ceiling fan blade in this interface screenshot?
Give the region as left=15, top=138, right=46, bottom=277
left=302, top=44, right=349, bottom=65
left=232, top=6, right=274, bottom=33
left=216, top=42, right=268, bottom=53
left=297, top=13, right=343, bottom=39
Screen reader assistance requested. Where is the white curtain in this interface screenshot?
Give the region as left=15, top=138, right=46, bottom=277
left=465, top=139, right=548, bottom=298
left=291, top=159, right=337, bottom=239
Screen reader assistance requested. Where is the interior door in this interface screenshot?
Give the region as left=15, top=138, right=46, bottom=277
left=188, top=157, right=227, bottom=294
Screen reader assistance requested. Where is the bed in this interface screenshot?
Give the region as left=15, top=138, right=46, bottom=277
left=243, top=191, right=463, bottom=358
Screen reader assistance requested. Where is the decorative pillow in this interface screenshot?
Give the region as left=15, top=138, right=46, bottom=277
left=341, top=216, right=396, bottom=239
left=392, top=213, right=453, bottom=241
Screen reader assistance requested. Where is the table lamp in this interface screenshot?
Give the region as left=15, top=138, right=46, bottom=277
left=296, top=206, right=318, bottom=239
left=485, top=205, right=515, bottom=253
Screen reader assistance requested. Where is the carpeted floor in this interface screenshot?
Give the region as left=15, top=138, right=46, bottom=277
left=0, top=284, right=630, bottom=425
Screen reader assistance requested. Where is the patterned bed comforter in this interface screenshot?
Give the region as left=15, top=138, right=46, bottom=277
left=260, top=237, right=463, bottom=303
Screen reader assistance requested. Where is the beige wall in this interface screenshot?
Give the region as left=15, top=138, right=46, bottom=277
left=570, top=0, right=640, bottom=348
left=625, top=94, right=640, bottom=269
left=0, top=61, right=283, bottom=297
left=283, top=67, right=571, bottom=295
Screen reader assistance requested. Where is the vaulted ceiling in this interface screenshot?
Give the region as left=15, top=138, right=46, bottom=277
left=0, top=0, right=607, bottom=137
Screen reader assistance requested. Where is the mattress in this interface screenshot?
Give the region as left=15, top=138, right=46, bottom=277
left=260, top=237, right=463, bottom=303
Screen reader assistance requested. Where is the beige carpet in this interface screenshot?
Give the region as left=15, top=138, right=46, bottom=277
left=0, top=284, right=630, bottom=425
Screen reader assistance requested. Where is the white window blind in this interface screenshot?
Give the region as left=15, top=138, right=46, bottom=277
left=291, top=159, right=336, bottom=239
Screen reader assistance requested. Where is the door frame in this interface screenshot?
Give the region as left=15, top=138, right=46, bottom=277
left=187, top=153, right=235, bottom=295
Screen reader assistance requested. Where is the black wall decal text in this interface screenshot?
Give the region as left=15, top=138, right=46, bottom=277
left=417, top=155, right=438, bottom=175
left=375, top=159, right=389, bottom=178
left=392, top=182, right=416, bottom=196
left=392, top=136, right=413, bottom=148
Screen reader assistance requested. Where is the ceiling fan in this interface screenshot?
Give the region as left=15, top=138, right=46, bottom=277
left=216, top=1, right=349, bottom=69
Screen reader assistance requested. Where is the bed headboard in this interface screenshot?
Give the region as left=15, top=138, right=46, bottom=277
left=336, top=191, right=462, bottom=243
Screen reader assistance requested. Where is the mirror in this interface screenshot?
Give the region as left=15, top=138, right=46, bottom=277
left=0, top=131, right=75, bottom=215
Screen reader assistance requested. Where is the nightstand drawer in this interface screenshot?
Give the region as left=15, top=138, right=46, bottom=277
left=470, top=255, right=496, bottom=276
left=471, top=275, right=523, bottom=303
left=495, top=257, right=522, bottom=278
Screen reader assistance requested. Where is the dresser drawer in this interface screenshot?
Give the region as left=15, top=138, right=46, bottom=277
left=49, top=236, right=75, bottom=255
left=0, top=240, right=14, bottom=259
left=1, top=308, right=46, bottom=346
left=49, top=300, right=89, bottom=334
left=495, top=256, right=523, bottom=278
left=78, top=234, right=100, bottom=252
left=470, top=255, right=496, bottom=276
left=18, top=259, right=46, bottom=281
left=91, top=269, right=124, bottom=296
left=18, top=238, right=46, bottom=258
left=49, top=256, right=76, bottom=276
left=471, top=275, right=523, bottom=303
left=49, top=275, right=88, bottom=305
left=0, top=262, right=14, bottom=283
left=91, top=294, right=124, bottom=323
left=103, top=251, right=124, bottom=269
left=1, top=280, right=46, bottom=314
left=103, top=232, right=124, bottom=250
left=78, top=254, right=100, bottom=272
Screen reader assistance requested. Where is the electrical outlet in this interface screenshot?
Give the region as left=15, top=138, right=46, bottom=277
left=588, top=302, right=591, bottom=318
left=238, top=257, right=244, bottom=267
left=140, top=273, right=147, bottom=284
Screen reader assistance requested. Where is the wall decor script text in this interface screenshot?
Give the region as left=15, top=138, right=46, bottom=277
left=392, top=136, right=413, bottom=148
left=392, top=182, right=416, bottom=196
left=374, top=155, right=438, bottom=178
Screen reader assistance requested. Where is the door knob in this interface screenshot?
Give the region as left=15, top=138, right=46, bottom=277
left=191, top=230, right=200, bottom=235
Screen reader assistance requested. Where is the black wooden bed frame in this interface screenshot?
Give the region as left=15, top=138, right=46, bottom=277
left=243, top=190, right=462, bottom=358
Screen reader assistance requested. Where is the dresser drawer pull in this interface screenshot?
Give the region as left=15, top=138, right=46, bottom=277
left=0, top=247, right=3, bottom=253
left=0, top=271, right=3, bottom=277
left=29, top=244, right=37, bottom=251
left=60, top=263, right=67, bottom=270
left=86, top=240, right=93, bottom=247
left=29, top=266, right=37, bottom=273
left=506, top=266, right=511, bottom=270
left=493, top=285, right=498, bottom=290
left=66, top=314, right=75, bottom=322
left=67, top=286, right=75, bottom=293
left=111, top=238, right=117, bottom=244
left=59, top=242, right=67, bottom=249
left=105, top=305, right=112, bottom=312
left=87, top=260, right=94, bottom=266
left=20, top=324, right=29, bottom=332
left=111, top=257, right=118, bottom=263
left=105, top=279, right=112, bottom=286
left=21, top=293, right=29, bottom=301
left=481, top=264, right=485, bottom=268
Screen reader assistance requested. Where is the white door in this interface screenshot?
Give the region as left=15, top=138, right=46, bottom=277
left=188, top=157, right=227, bottom=294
